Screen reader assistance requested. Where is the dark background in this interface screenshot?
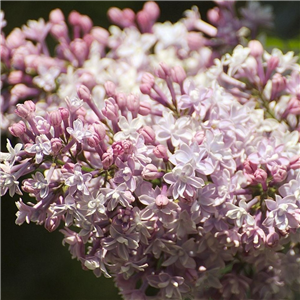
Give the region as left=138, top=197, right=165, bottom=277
left=1, top=1, right=299, bottom=300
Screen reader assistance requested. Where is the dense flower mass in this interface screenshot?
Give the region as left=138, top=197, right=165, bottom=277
left=1, top=1, right=300, bottom=299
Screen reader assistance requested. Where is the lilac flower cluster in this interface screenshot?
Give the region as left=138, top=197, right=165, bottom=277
left=1, top=1, right=300, bottom=299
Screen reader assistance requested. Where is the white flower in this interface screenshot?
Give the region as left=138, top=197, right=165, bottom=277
left=0, top=163, right=22, bottom=197
left=67, top=119, right=93, bottom=144
left=264, top=49, right=299, bottom=73
left=0, top=139, right=22, bottom=165
left=153, top=21, right=188, bottom=52
left=33, top=66, right=60, bottom=92
left=25, top=134, right=51, bottom=164
left=116, top=28, right=156, bottom=69
left=224, top=45, right=251, bottom=77
left=114, top=116, right=143, bottom=141
left=64, top=164, right=92, bottom=195
left=155, top=111, right=193, bottom=147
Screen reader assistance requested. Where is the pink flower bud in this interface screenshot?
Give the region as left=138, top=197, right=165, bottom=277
left=51, top=138, right=62, bottom=155
left=11, top=49, right=26, bottom=70
left=93, top=122, right=106, bottom=140
left=271, top=165, right=287, bottom=182
left=171, top=66, right=186, bottom=85
left=49, top=9, right=65, bottom=24
left=68, top=11, right=81, bottom=26
left=271, top=73, right=286, bottom=100
left=122, top=140, right=133, bottom=155
left=91, top=27, right=109, bottom=45
left=78, top=72, right=97, bottom=90
left=267, top=56, right=279, bottom=72
left=87, top=133, right=99, bottom=148
left=75, top=107, right=87, bottom=119
left=82, top=33, right=95, bottom=47
left=0, top=43, right=9, bottom=64
left=153, top=145, right=168, bottom=160
left=79, top=15, right=93, bottom=33
left=123, top=8, right=135, bottom=24
left=138, top=101, right=151, bottom=116
left=59, top=107, right=70, bottom=120
left=254, top=168, right=267, bottom=184
left=243, top=159, right=257, bottom=174
left=248, top=40, right=264, bottom=57
left=127, top=93, right=140, bottom=113
left=50, top=23, right=69, bottom=41
left=104, top=81, right=116, bottom=97
left=289, top=155, right=300, bottom=170
left=6, top=28, right=26, bottom=49
left=156, top=62, right=171, bottom=79
left=11, top=84, right=39, bottom=102
left=139, top=126, right=155, bottom=144
left=107, top=7, right=123, bottom=25
left=9, top=121, right=26, bottom=137
left=286, top=97, right=300, bottom=115
left=70, top=38, right=89, bottom=66
left=102, top=98, right=119, bottom=120
left=193, top=131, right=205, bottom=145
left=49, top=110, right=62, bottom=127
left=136, top=11, right=150, bottom=33
left=140, top=83, right=152, bottom=95
left=142, top=164, right=162, bottom=180
left=141, top=72, right=155, bottom=87
left=45, top=216, right=61, bottom=232
left=187, top=32, right=204, bottom=50
left=143, top=1, right=160, bottom=20
left=77, top=84, right=91, bottom=103
left=82, top=33, right=95, bottom=48
left=8, top=71, right=32, bottom=86
left=115, top=93, right=127, bottom=109
left=22, top=180, right=36, bottom=194
left=15, top=100, right=36, bottom=119
left=102, top=152, right=113, bottom=169
left=8, top=70, right=23, bottom=84
left=112, top=141, right=124, bottom=157
left=155, top=194, right=169, bottom=207
left=207, top=7, right=221, bottom=25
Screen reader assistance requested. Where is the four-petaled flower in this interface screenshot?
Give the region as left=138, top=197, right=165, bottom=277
left=263, top=195, right=300, bottom=231
left=164, top=163, right=204, bottom=199
left=64, top=164, right=92, bottom=195
left=25, top=134, right=51, bottom=164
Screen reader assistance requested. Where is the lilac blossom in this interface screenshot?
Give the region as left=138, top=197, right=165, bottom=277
left=139, top=186, right=179, bottom=223
left=66, top=118, right=93, bottom=144
left=169, top=142, right=214, bottom=175
left=263, top=195, right=300, bottom=231
left=23, top=171, right=49, bottom=199
left=155, top=111, right=193, bottom=147
left=64, top=164, right=92, bottom=195
left=0, top=163, right=23, bottom=197
left=0, top=139, right=22, bottom=165
left=114, top=116, right=143, bottom=141
left=147, top=272, right=190, bottom=299
left=247, top=138, right=290, bottom=171
left=164, top=163, right=204, bottom=199
left=1, top=2, right=300, bottom=300
left=33, top=66, right=60, bottom=92
left=100, top=183, right=135, bottom=211
left=226, top=200, right=256, bottom=228
left=25, top=134, right=51, bottom=164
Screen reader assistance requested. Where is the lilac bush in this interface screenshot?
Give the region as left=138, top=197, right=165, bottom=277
left=1, top=1, right=300, bottom=299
